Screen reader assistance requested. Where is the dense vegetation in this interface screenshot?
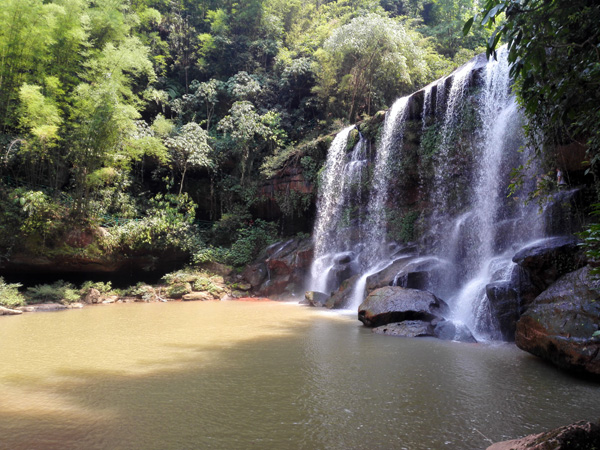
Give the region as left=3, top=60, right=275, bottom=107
left=1, top=0, right=597, bottom=273
left=0, top=0, right=492, bottom=267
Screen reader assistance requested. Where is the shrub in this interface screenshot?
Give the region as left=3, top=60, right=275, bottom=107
left=0, top=278, right=26, bottom=308
left=166, top=283, right=192, bottom=298
left=26, top=280, right=80, bottom=304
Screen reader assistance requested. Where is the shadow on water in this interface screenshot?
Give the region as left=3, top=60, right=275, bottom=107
left=0, top=303, right=598, bottom=450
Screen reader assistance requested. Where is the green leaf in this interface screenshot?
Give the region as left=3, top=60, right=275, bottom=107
left=463, top=17, right=474, bottom=36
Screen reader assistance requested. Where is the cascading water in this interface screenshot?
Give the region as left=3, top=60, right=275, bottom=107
left=309, top=126, right=370, bottom=295
left=440, top=49, right=542, bottom=340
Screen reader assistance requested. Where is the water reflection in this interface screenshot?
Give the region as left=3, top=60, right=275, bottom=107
left=0, top=302, right=598, bottom=450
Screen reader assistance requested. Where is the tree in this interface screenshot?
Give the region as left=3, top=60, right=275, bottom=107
left=217, top=101, right=285, bottom=185
left=165, top=122, right=213, bottom=195
left=315, top=13, right=429, bottom=121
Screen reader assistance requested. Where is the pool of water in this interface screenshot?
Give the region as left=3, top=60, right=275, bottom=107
left=0, top=301, right=598, bottom=450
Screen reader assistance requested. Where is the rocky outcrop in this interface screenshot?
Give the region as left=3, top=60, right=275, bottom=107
left=487, top=421, right=600, bottom=450
left=358, top=286, right=449, bottom=328
left=372, top=320, right=434, bottom=337
left=515, top=266, right=600, bottom=376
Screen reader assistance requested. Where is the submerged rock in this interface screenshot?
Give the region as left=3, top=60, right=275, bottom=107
left=486, top=421, right=600, bottom=450
left=305, top=291, right=329, bottom=307
left=515, top=266, right=600, bottom=376
left=433, top=320, right=477, bottom=343
left=18, top=303, right=68, bottom=312
left=372, top=320, right=434, bottom=337
left=358, top=286, right=449, bottom=328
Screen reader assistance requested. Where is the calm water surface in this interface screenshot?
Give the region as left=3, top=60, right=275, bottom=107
left=0, top=301, right=598, bottom=450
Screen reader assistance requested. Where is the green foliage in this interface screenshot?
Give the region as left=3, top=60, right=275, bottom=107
left=579, top=204, right=600, bottom=279
left=25, top=280, right=80, bottom=304
left=80, top=281, right=114, bottom=295
left=101, top=193, right=202, bottom=253
left=166, top=282, right=191, bottom=298
left=0, top=277, right=26, bottom=308
left=388, top=210, right=420, bottom=243
left=126, top=283, right=157, bottom=301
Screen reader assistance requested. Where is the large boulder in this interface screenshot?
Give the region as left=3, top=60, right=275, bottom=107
left=512, top=236, right=586, bottom=293
left=487, top=421, right=600, bottom=450
left=515, top=266, right=600, bottom=376
left=372, top=320, right=434, bottom=337
left=358, top=286, right=449, bottom=328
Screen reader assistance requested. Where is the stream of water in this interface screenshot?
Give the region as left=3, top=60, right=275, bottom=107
left=0, top=302, right=598, bottom=450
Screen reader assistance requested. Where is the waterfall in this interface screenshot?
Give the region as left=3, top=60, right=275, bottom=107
left=446, top=48, right=540, bottom=340
left=308, top=49, right=544, bottom=340
left=309, top=126, right=367, bottom=294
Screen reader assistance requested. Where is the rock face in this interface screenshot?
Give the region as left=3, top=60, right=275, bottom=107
left=372, top=320, right=434, bottom=337
left=247, top=238, right=314, bottom=298
left=486, top=421, right=600, bottom=450
left=358, top=286, right=449, bottom=328
left=515, top=266, right=600, bottom=376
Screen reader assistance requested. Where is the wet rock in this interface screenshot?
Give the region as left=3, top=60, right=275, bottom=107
left=18, top=303, right=68, bottom=312
left=182, top=292, right=216, bottom=301
left=241, top=262, right=268, bottom=288
left=515, top=266, right=600, bottom=377
left=358, top=286, right=449, bottom=328
left=0, top=305, right=22, bottom=315
left=486, top=280, right=519, bottom=341
left=305, top=291, right=329, bottom=307
left=365, top=256, right=413, bottom=291
left=395, top=271, right=430, bottom=290
left=326, top=274, right=361, bottom=309
left=433, top=320, right=477, bottom=343
left=486, top=421, right=600, bottom=450
left=372, top=321, right=434, bottom=337
left=512, top=236, right=586, bottom=292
